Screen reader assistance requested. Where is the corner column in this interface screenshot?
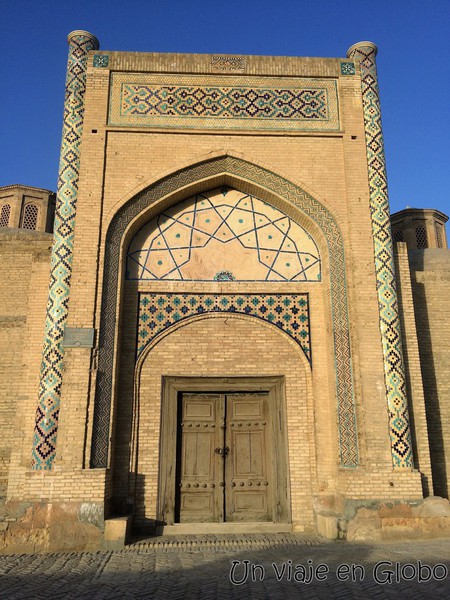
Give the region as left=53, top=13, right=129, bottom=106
left=347, top=41, right=413, bottom=468
left=32, top=30, right=99, bottom=469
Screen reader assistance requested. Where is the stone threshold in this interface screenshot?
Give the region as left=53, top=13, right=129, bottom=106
left=159, top=522, right=293, bottom=535
left=127, top=532, right=323, bottom=551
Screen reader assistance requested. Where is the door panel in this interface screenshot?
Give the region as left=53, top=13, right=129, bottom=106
left=178, top=394, right=224, bottom=522
left=226, top=394, right=271, bottom=522
left=177, top=392, right=271, bottom=523
left=232, top=431, right=264, bottom=475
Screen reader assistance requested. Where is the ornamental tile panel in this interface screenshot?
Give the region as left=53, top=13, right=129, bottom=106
left=109, top=73, right=340, bottom=131
left=138, top=293, right=311, bottom=363
left=340, top=62, right=356, bottom=75
left=127, top=188, right=321, bottom=282
left=93, top=54, right=109, bottom=68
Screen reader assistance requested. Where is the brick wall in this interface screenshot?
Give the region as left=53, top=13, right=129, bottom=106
left=394, top=243, right=432, bottom=495
left=0, top=231, right=52, bottom=498
left=410, top=249, right=450, bottom=498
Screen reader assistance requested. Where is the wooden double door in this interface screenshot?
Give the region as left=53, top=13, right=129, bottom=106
left=176, top=392, right=272, bottom=523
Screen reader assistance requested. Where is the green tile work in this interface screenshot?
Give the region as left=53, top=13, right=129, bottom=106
left=109, top=73, right=339, bottom=131
left=32, top=32, right=99, bottom=470
left=348, top=42, right=413, bottom=468
left=138, top=293, right=311, bottom=363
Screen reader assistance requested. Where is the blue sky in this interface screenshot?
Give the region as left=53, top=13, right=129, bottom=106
left=1, top=0, right=449, bottom=217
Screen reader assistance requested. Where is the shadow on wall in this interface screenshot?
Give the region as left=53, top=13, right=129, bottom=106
left=409, top=249, right=448, bottom=499
left=123, top=472, right=166, bottom=536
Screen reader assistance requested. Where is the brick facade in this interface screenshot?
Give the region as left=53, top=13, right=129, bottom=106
left=0, top=33, right=449, bottom=551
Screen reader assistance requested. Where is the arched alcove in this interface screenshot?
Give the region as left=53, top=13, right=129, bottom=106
left=128, top=314, right=314, bottom=531
left=91, top=155, right=357, bottom=482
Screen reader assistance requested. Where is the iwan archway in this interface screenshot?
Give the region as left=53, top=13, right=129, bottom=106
left=92, top=156, right=356, bottom=482
left=91, top=157, right=358, bottom=535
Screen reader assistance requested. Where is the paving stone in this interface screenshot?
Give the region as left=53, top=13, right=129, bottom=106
left=0, top=536, right=449, bottom=599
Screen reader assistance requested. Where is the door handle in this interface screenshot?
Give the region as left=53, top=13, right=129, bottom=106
left=215, top=446, right=230, bottom=458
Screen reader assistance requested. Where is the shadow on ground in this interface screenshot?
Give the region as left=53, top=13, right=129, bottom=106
left=0, top=537, right=449, bottom=599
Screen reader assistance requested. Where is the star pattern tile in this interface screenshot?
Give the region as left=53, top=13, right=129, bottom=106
left=127, top=188, right=321, bottom=281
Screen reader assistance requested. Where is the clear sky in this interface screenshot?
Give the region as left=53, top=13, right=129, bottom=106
left=1, top=0, right=449, bottom=217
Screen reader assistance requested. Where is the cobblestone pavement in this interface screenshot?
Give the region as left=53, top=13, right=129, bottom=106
left=0, top=535, right=449, bottom=599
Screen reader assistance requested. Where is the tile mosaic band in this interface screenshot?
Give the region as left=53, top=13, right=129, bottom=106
left=211, top=55, right=245, bottom=70
left=138, top=293, right=311, bottom=362
left=109, top=73, right=339, bottom=132
left=348, top=42, right=413, bottom=468
left=32, top=31, right=99, bottom=470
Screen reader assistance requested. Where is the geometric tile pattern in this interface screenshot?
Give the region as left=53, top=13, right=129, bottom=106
left=109, top=73, right=340, bottom=131
left=211, top=55, right=245, bottom=71
left=91, top=156, right=358, bottom=469
left=123, top=85, right=327, bottom=119
left=93, top=54, right=109, bottom=68
left=127, top=189, right=321, bottom=282
left=137, top=293, right=311, bottom=362
left=340, top=62, right=356, bottom=76
left=32, top=32, right=99, bottom=470
left=348, top=43, right=413, bottom=468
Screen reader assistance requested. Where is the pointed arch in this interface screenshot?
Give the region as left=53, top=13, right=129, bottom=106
left=90, top=155, right=357, bottom=469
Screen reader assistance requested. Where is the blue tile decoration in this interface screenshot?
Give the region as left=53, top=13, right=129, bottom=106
left=123, top=85, right=326, bottom=119
left=348, top=42, right=413, bottom=468
left=137, top=293, right=311, bottom=362
left=93, top=54, right=109, bottom=68
left=32, top=31, right=99, bottom=470
left=213, top=271, right=235, bottom=281
left=340, top=62, right=355, bottom=75
left=109, top=73, right=340, bottom=131
left=91, top=156, right=358, bottom=469
left=127, top=189, right=321, bottom=282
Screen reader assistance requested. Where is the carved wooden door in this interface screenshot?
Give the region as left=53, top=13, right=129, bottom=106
left=177, top=392, right=271, bottom=523
left=177, top=393, right=224, bottom=522
left=225, top=393, right=271, bottom=522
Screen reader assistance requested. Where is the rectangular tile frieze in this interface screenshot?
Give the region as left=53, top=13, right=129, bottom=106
left=137, top=293, right=311, bottom=362
left=109, top=73, right=339, bottom=131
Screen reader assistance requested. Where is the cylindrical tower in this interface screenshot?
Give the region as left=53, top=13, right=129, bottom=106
left=347, top=41, right=413, bottom=468
left=32, top=31, right=99, bottom=469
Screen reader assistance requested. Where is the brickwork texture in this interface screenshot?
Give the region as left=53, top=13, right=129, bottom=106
left=0, top=35, right=448, bottom=551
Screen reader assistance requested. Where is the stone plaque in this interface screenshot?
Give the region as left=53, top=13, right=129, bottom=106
left=63, top=327, right=95, bottom=348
